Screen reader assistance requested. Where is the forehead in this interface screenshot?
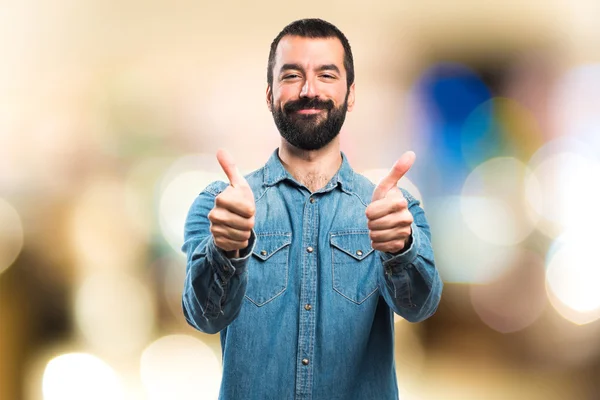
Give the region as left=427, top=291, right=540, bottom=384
left=274, top=35, right=345, bottom=71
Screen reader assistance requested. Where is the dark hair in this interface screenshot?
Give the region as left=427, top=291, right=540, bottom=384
left=267, top=18, right=354, bottom=89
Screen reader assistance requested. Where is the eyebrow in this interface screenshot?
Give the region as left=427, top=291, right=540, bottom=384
left=279, top=63, right=341, bottom=74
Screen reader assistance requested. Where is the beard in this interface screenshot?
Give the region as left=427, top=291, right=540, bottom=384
left=271, top=93, right=349, bottom=151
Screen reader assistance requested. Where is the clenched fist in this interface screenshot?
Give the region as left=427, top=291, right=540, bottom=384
left=366, top=151, right=416, bottom=254
left=208, top=149, right=256, bottom=257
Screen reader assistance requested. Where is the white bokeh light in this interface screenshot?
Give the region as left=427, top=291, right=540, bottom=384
left=0, top=197, right=24, bottom=275
left=552, top=64, right=600, bottom=154
left=140, top=334, right=221, bottom=400
left=461, top=157, right=540, bottom=246
left=429, top=196, right=520, bottom=284
left=42, top=353, right=123, bottom=400
left=546, top=234, right=600, bottom=325
left=158, top=154, right=227, bottom=254
left=75, top=271, right=155, bottom=356
left=526, top=139, right=600, bottom=239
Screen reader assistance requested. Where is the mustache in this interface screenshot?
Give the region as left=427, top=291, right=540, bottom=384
left=283, top=98, right=334, bottom=113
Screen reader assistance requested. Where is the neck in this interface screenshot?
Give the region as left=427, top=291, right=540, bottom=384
left=278, top=138, right=342, bottom=193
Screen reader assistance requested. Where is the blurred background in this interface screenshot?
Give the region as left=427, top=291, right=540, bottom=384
left=1, top=0, right=599, bottom=399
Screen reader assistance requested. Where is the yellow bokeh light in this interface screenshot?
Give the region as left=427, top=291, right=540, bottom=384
left=42, top=353, right=123, bottom=400
left=140, top=334, right=221, bottom=400
left=461, top=157, right=540, bottom=246
left=74, top=271, right=155, bottom=356
left=0, top=197, right=24, bottom=275
left=69, top=177, right=147, bottom=274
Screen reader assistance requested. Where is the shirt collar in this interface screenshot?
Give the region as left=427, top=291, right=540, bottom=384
left=263, top=149, right=355, bottom=194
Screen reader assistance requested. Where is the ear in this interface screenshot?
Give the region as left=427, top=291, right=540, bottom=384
left=346, top=82, right=356, bottom=112
left=266, top=85, right=273, bottom=110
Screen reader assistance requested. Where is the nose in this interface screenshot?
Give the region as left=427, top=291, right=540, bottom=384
left=300, top=77, right=317, bottom=98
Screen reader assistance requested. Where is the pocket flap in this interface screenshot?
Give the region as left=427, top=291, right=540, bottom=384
left=252, top=233, right=292, bottom=261
left=330, top=232, right=374, bottom=261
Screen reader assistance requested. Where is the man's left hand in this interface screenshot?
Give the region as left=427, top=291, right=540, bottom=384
left=366, top=151, right=416, bottom=254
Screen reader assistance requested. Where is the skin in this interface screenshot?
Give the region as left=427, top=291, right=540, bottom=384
left=267, top=36, right=355, bottom=192
left=210, top=35, right=415, bottom=256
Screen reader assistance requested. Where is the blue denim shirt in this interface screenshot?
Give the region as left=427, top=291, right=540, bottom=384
left=182, top=150, right=443, bottom=400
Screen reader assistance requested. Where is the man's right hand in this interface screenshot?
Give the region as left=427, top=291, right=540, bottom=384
left=208, top=149, right=256, bottom=256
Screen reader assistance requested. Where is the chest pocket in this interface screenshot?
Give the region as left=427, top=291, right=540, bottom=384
left=331, top=231, right=378, bottom=304
left=245, top=232, right=292, bottom=307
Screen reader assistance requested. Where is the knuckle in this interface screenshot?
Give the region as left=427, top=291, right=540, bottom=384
left=209, top=208, right=222, bottom=223
left=243, top=205, right=255, bottom=217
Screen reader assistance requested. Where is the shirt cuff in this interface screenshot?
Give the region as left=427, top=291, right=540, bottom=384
left=199, top=230, right=257, bottom=281
left=380, top=222, right=420, bottom=273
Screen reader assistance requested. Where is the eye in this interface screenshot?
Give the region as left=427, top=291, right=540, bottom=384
left=320, top=73, right=337, bottom=80
left=282, top=74, right=300, bottom=80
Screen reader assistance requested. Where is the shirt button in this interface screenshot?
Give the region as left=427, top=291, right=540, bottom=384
left=260, top=250, right=267, bottom=256
left=306, top=246, right=314, bottom=253
left=302, top=358, right=309, bottom=366
left=356, top=250, right=363, bottom=256
left=304, top=304, right=312, bottom=311
left=309, top=197, right=315, bottom=203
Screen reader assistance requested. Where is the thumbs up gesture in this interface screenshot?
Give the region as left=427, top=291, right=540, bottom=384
left=366, top=151, right=416, bottom=254
left=208, top=149, right=256, bottom=255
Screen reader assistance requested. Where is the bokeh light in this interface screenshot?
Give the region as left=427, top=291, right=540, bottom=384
left=526, top=140, right=600, bottom=239
left=409, top=62, right=491, bottom=196
left=74, top=271, right=155, bottom=356
left=470, top=249, right=546, bottom=333
left=158, top=154, right=226, bottom=254
left=42, top=353, right=123, bottom=400
left=140, top=334, right=221, bottom=400
left=429, top=196, right=520, bottom=283
left=69, top=177, right=147, bottom=274
left=552, top=64, right=600, bottom=152
left=461, top=157, right=540, bottom=246
left=546, top=233, right=600, bottom=325
left=0, top=197, right=24, bottom=275
left=461, top=97, right=543, bottom=167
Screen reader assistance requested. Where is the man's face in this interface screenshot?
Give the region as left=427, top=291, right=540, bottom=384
left=267, top=36, right=355, bottom=151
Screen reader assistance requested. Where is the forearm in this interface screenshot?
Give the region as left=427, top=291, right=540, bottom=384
left=182, top=234, right=255, bottom=334
left=377, top=201, right=443, bottom=322
left=181, top=185, right=255, bottom=334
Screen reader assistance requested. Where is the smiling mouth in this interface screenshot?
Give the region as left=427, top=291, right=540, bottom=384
left=295, top=108, right=325, bottom=115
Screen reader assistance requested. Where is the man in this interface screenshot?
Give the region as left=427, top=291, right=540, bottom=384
left=182, top=18, right=442, bottom=400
